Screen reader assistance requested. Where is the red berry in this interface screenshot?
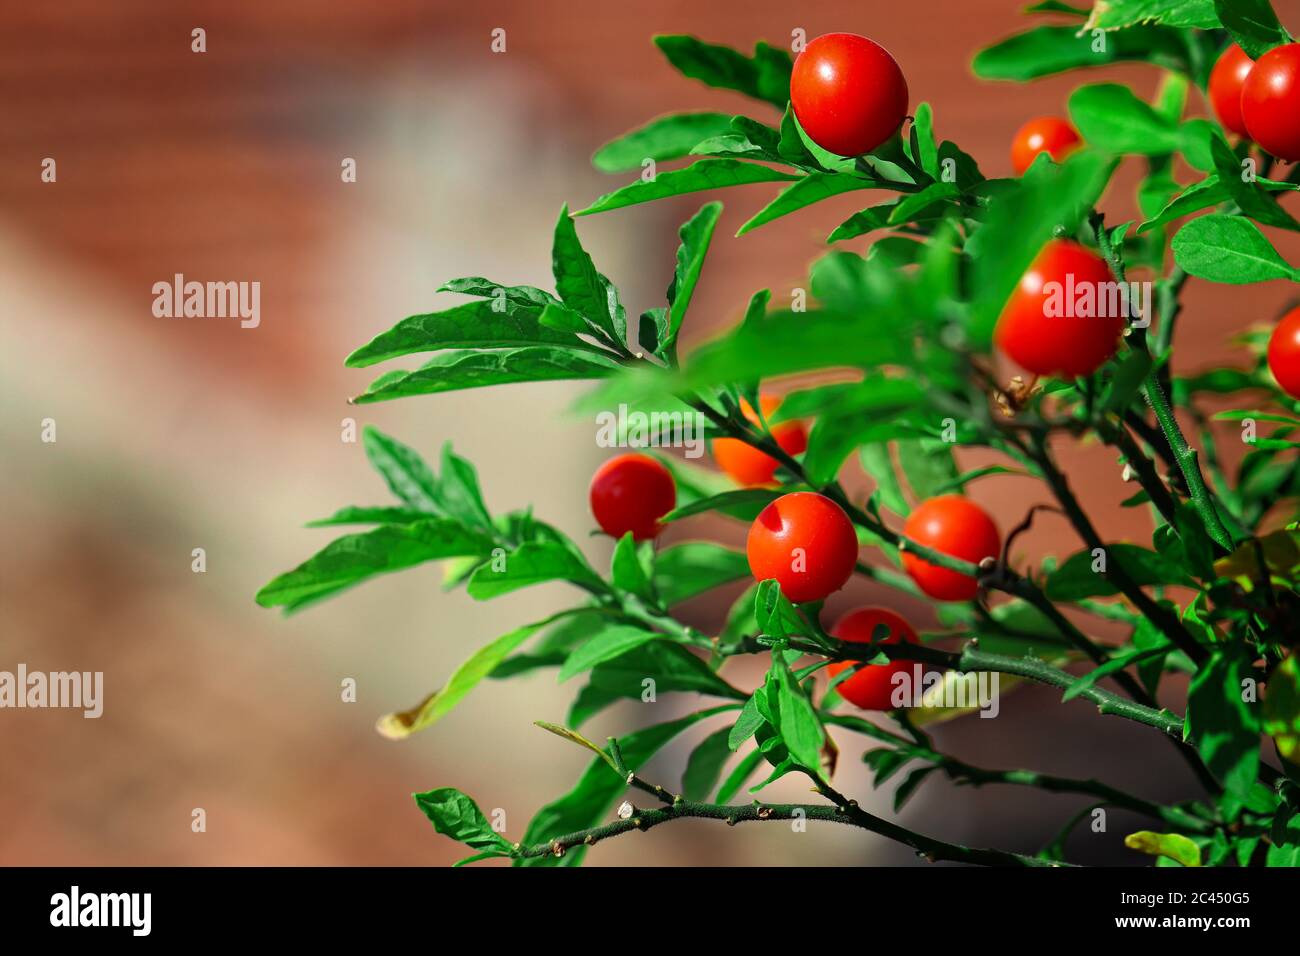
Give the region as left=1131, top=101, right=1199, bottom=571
left=589, top=453, right=676, bottom=541
left=994, top=239, right=1126, bottom=378
left=1208, top=44, right=1255, bottom=137
left=901, top=496, right=1000, bottom=602
left=713, top=394, right=808, bottom=487
left=790, top=32, right=908, bottom=157
left=1242, top=42, right=1300, bottom=161
left=1010, top=116, right=1081, bottom=175
left=746, top=492, right=858, bottom=603
left=828, top=607, right=919, bottom=711
left=1267, top=306, right=1300, bottom=399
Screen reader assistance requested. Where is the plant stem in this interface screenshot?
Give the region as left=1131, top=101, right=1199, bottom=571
left=513, top=793, right=1065, bottom=866
left=822, top=713, right=1212, bottom=833
left=1142, top=370, right=1234, bottom=551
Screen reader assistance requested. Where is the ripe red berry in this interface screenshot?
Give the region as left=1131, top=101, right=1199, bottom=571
left=1010, top=116, right=1081, bottom=175
left=1208, top=44, right=1255, bottom=137
left=790, top=32, right=909, bottom=157
left=1242, top=42, right=1300, bottom=161
left=746, top=492, right=858, bottom=603
left=994, top=238, right=1126, bottom=378
left=1267, top=306, right=1300, bottom=399
left=713, top=394, right=808, bottom=487
left=828, top=607, right=919, bottom=711
left=901, top=495, right=1000, bottom=601
left=589, top=453, right=676, bottom=541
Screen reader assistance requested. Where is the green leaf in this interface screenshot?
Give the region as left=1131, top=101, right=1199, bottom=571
left=967, top=149, right=1115, bottom=348
left=1185, top=646, right=1261, bottom=798
left=896, top=439, right=959, bottom=502
left=860, top=443, right=909, bottom=516
left=682, top=726, right=736, bottom=800
left=910, top=103, right=939, bottom=177
left=1100, top=350, right=1153, bottom=416
left=972, top=25, right=1185, bottom=82
left=1171, top=214, right=1299, bottom=284
left=1137, top=175, right=1226, bottom=233
left=414, top=788, right=513, bottom=854
left=653, top=36, right=793, bottom=109
left=305, top=506, right=430, bottom=527
left=377, top=616, right=556, bottom=738
left=736, top=174, right=883, bottom=236
left=1061, top=645, right=1170, bottom=702
left=1068, top=83, right=1180, bottom=155
left=663, top=488, right=782, bottom=523
left=517, top=705, right=737, bottom=866
left=770, top=653, right=825, bottom=771
left=1086, top=0, right=1219, bottom=30
left=552, top=205, right=626, bottom=343
left=362, top=426, right=441, bottom=512
left=344, top=301, right=591, bottom=369
left=352, top=346, right=621, bottom=404
left=1209, top=134, right=1300, bottom=231
left=889, top=182, right=960, bottom=224
left=436, top=442, right=493, bottom=532
left=1124, top=830, right=1202, bottom=867
left=256, top=519, right=495, bottom=609
left=1045, top=543, right=1191, bottom=600
left=716, top=747, right=767, bottom=802
left=610, top=533, right=654, bottom=601
left=827, top=200, right=900, bottom=242
left=593, top=112, right=736, bottom=172
left=438, top=277, right=557, bottom=307
left=576, top=159, right=798, bottom=217
left=467, top=540, right=603, bottom=600
left=729, top=690, right=767, bottom=749
left=573, top=642, right=744, bottom=727
left=1213, top=0, right=1290, bottom=58
left=754, top=579, right=812, bottom=638
left=653, top=542, right=752, bottom=606
left=662, top=202, right=722, bottom=357
left=559, top=625, right=661, bottom=682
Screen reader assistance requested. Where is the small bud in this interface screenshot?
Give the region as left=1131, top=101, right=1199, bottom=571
left=617, top=800, right=634, bottom=820
left=978, top=556, right=996, bottom=571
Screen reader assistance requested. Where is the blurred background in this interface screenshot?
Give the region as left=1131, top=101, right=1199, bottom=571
left=2, top=0, right=1299, bottom=866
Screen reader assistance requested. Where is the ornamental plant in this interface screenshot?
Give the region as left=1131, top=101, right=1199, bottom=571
left=257, top=0, right=1300, bottom=867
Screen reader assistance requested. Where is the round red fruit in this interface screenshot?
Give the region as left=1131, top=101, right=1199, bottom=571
left=746, top=492, right=858, bottom=603
left=1242, top=42, right=1300, bottom=161
left=713, top=394, right=808, bottom=487
left=901, top=495, right=1000, bottom=601
left=1267, top=306, right=1300, bottom=399
left=1209, top=44, right=1254, bottom=137
left=790, top=32, right=909, bottom=157
left=589, top=453, right=676, bottom=541
left=994, top=239, right=1125, bottom=378
left=1010, top=116, right=1081, bottom=174
left=828, top=607, right=919, bottom=711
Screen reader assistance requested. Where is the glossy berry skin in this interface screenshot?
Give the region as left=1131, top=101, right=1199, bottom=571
left=994, top=239, right=1125, bottom=378
left=1010, top=116, right=1081, bottom=174
left=589, top=453, right=676, bottom=541
left=901, top=496, right=1000, bottom=602
left=828, top=607, right=919, bottom=711
left=1242, top=43, right=1300, bottom=161
left=1208, top=44, right=1254, bottom=137
left=747, top=492, right=858, bottom=603
left=790, top=32, right=908, bottom=157
left=713, top=395, right=808, bottom=487
left=1267, top=307, right=1300, bottom=399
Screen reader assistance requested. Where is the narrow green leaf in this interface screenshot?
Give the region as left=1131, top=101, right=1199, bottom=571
left=256, top=519, right=495, bottom=609
left=736, top=174, right=882, bottom=236
left=414, top=788, right=513, bottom=853
left=681, top=726, right=735, bottom=801
left=653, top=542, right=752, bottom=606
left=352, top=347, right=621, bottom=404
left=1213, top=0, right=1290, bottom=58
left=467, top=540, right=604, bottom=600
left=653, top=36, right=793, bottom=109
left=663, top=201, right=723, bottom=356
left=593, top=112, right=736, bottom=172
left=575, top=159, right=798, bottom=216
left=1124, top=830, right=1203, bottom=866
left=552, top=205, right=626, bottom=343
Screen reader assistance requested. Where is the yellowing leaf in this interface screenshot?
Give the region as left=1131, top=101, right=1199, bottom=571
left=1124, top=830, right=1201, bottom=867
